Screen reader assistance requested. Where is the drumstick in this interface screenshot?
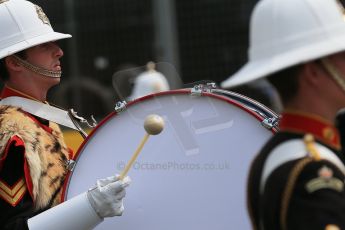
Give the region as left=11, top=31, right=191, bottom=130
left=119, top=114, right=165, bottom=180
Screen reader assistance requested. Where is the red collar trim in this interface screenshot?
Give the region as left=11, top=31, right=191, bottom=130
left=279, top=111, right=341, bottom=150
left=1, top=86, right=34, bottom=100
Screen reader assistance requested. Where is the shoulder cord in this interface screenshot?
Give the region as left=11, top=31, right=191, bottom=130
left=280, top=134, right=320, bottom=230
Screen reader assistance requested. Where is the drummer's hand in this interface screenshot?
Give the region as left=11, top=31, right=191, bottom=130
left=87, top=175, right=131, bottom=218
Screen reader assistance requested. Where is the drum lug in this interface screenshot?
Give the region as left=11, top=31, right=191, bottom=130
left=114, top=101, right=127, bottom=113
left=191, top=83, right=217, bottom=96
left=261, top=117, right=279, bottom=130
left=66, top=159, right=76, bottom=171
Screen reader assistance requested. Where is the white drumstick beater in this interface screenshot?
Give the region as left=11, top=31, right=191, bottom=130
left=119, top=114, right=165, bottom=180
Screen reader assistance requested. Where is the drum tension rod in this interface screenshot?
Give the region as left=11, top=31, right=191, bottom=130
left=191, top=83, right=217, bottom=96
left=65, top=159, right=76, bottom=171
left=114, top=101, right=127, bottom=113
left=262, top=117, right=280, bottom=130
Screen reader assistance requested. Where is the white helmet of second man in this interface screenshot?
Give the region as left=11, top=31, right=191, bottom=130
left=222, top=0, right=345, bottom=88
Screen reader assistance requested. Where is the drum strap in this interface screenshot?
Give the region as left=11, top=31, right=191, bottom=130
left=260, top=139, right=345, bottom=194
left=0, top=96, right=79, bottom=130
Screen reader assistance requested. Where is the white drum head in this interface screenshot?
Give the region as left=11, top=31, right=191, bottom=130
left=63, top=90, right=276, bottom=230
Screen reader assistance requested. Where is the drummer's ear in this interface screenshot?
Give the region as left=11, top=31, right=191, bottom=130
left=301, top=61, right=324, bottom=87
left=5, top=56, right=22, bottom=72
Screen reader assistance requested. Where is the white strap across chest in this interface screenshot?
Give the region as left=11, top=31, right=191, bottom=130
left=260, top=139, right=345, bottom=193
left=0, top=96, right=78, bottom=130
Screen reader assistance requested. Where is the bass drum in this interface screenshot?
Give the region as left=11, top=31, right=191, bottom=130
left=63, top=89, right=278, bottom=230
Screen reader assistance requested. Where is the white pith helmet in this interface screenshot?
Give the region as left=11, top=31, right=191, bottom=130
left=128, top=62, right=170, bottom=100
left=0, top=0, right=71, bottom=60
left=221, top=0, right=345, bottom=88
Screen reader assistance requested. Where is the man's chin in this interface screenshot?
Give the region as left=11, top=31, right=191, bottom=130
left=40, top=74, right=61, bottom=87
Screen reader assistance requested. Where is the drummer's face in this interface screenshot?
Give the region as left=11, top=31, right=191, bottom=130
left=26, top=41, right=63, bottom=71
left=26, top=42, right=63, bottom=70
left=23, top=42, right=64, bottom=85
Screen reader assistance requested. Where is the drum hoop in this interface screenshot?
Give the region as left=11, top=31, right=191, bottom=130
left=61, top=88, right=277, bottom=201
left=211, top=89, right=278, bottom=117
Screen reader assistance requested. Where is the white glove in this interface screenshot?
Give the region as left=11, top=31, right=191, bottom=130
left=87, top=175, right=131, bottom=218
left=28, top=175, right=131, bottom=230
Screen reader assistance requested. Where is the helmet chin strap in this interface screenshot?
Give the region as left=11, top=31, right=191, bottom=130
left=12, top=55, right=61, bottom=78
left=320, top=58, right=345, bottom=93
